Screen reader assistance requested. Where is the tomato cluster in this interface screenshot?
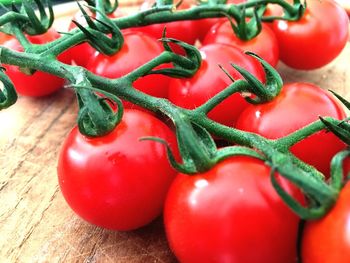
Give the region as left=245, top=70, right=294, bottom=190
left=2, top=0, right=350, bottom=262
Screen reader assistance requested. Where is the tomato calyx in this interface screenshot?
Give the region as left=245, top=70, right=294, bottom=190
left=84, top=0, right=118, bottom=15
left=74, top=74, right=124, bottom=137
left=261, top=0, right=305, bottom=22
left=0, top=67, right=17, bottom=110
left=72, top=2, right=124, bottom=56
left=319, top=92, right=350, bottom=146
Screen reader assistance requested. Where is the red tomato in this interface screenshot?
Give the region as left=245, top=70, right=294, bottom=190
left=57, top=109, right=178, bottom=230
left=66, top=8, right=126, bottom=67
left=203, top=20, right=279, bottom=67
left=86, top=31, right=170, bottom=106
left=301, top=181, right=350, bottom=263
left=236, top=83, right=347, bottom=177
left=168, top=43, right=265, bottom=127
left=135, top=0, right=198, bottom=54
left=164, top=155, right=304, bottom=263
left=272, top=0, right=349, bottom=70
left=3, top=29, right=69, bottom=97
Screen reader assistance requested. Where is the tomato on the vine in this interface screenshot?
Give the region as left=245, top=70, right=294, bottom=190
left=301, top=181, right=350, bottom=263
left=86, top=31, right=170, bottom=106
left=57, top=109, right=178, bottom=231
left=272, top=0, right=349, bottom=70
left=168, top=43, right=265, bottom=127
left=164, top=155, right=304, bottom=263
left=236, top=83, right=347, bottom=176
left=3, top=29, right=69, bottom=97
left=203, top=20, right=279, bottom=67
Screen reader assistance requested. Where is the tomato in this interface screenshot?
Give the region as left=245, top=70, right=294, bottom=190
left=168, top=43, right=265, bottom=127
left=272, top=0, right=349, bottom=70
left=86, top=31, right=170, bottom=107
left=301, top=181, right=350, bottom=263
left=203, top=20, right=279, bottom=67
left=236, top=83, right=347, bottom=177
left=164, top=155, right=304, bottom=263
left=66, top=8, right=126, bottom=67
left=135, top=0, right=198, bottom=54
left=57, top=109, right=178, bottom=230
left=2, top=29, right=69, bottom=97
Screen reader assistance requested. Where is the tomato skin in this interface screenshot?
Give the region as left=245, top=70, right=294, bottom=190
left=168, top=43, right=265, bottom=127
left=203, top=20, right=279, bottom=67
left=301, top=181, right=350, bottom=263
left=164, top=156, right=304, bottom=263
left=236, top=83, right=346, bottom=176
left=86, top=31, right=170, bottom=104
left=58, top=109, right=178, bottom=230
left=272, top=0, right=349, bottom=70
left=3, top=29, right=69, bottom=97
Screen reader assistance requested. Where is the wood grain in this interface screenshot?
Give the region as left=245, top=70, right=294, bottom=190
left=0, top=4, right=349, bottom=262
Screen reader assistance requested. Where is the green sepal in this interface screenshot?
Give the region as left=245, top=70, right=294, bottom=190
left=72, top=2, right=124, bottom=56
left=83, top=0, right=119, bottom=14
left=230, top=52, right=282, bottom=104
left=20, top=0, right=54, bottom=35
left=320, top=117, right=350, bottom=146
left=74, top=75, right=124, bottom=137
left=330, top=150, right=350, bottom=192
left=329, top=90, right=350, bottom=111
left=0, top=66, right=18, bottom=110
left=230, top=4, right=264, bottom=41
left=148, top=37, right=201, bottom=78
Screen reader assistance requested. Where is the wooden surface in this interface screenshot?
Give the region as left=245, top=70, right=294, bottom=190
left=0, top=3, right=350, bottom=262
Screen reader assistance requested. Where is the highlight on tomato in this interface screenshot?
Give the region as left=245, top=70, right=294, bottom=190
left=57, top=109, right=178, bottom=231
left=235, top=82, right=347, bottom=176
left=168, top=42, right=265, bottom=127
left=164, top=155, right=304, bottom=263
left=272, top=0, right=349, bottom=70
left=2, top=29, right=69, bottom=97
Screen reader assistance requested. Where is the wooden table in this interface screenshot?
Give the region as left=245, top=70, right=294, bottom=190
left=0, top=3, right=350, bottom=262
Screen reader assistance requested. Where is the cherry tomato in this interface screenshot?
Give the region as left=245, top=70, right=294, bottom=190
left=272, top=0, right=349, bottom=70
left=58, top=109, right=178, bottom=230
left=301, top=181, right=350, bottom=263
left=164, top=155, right=304, bottom=263
left=168, top=43, right=265, bottom=127
left=236, top=83, right=347, bottom=177
left=66, top=8, right=126, bottom=67
left=203, top=20, right=279, bottom=67
left=86, top=31, right=170, bottom=106
left=3, top=29, right=69, bottom=97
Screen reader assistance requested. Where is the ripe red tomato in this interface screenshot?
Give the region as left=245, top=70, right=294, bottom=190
left=66, top=8, right=126, bottom=67
left=301, top=181, right=350, bottom=263
left=272, top=0, right=349, bottom=70
left=57, top=109, right=178, bottom=230
left=86, top=31, right=170, bottom=106
left=168, top=43, right=265, bottom=127
left=2, top=29, right=69, bottom=97
left=164, top=155, right=304, bottom=263
left=236, top=83, right=346, bottom=176
left=203, top=20, right=279, bottom=67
